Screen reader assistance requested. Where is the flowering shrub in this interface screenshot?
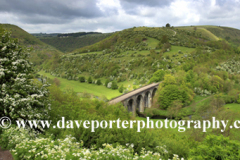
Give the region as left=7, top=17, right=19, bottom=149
left=0, top=29, right=50, bottom=130
left=194, top=87, right=212, bottom=96
left=0, top=126, right=184, bottom=160
left=107, top=82, right=112, bottom=88
left=216, top=59, right=240, bottom=74
left=0, top=125, right=37, bottom=150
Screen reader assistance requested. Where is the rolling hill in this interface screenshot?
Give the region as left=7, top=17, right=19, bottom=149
left=0, top=23, right=63, bottom=67
left=2, top=23, right=240, bottom=101
left=0, top=23, right=46, bottom=46
left=32, top=32, right=113, bottom=53
left=37, top=25, right=240, bottom=101
left=2, top=23, right=240, bottom=160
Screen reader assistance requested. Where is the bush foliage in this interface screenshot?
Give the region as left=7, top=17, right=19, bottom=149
left=0, top=29, right=50, bottom=131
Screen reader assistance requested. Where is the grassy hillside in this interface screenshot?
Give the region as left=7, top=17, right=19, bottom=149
left=0, top=23, right=63, bottom=67
left=176, top=25, right=220, bottom=41
left=37, top=25, right=240, bottom=116
left=0, top=24, right=46, bottom=46
left=71, top=25, right=233, bottom=55
left=32, top=25, right=240, bottom=54
left=205, top=26, right=240, bottom=46
left=38, top=33, right=112, bottom=53
left=39, top=25, right=231, bottom=99
left=72, top=27, right=176, bottom=54
left=176, top=25, right=240, bottom=46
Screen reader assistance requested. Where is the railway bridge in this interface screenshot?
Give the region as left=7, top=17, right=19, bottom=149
left=108, top=83, right=160, bottom=115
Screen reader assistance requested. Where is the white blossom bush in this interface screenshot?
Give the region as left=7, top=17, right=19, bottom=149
left=1, top=126, right=184, bottom=160
left=194, top=87, right=212, bottom=96
left=216, top=59, right=240, bottom=74
left=0, top=125, right=38, bottom=150
left=109, top=75, right=115, bottom=81
left=107, top=82, right=112, bottom=88
left=0, top=30, right=50, bottom=130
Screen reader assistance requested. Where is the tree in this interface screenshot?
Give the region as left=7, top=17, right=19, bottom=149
left=162, top=42, right=171, bottom=52
left=0, top=29, right=50, bottom=131
left=53, top=78, right=61, bottom=87
left=118, top=84, right=124, bottom=93
left=96, top=79, right=102, bottom=85
left=88, top=77, right=92, bottom=83
left=185, top=70, right=194, bottom=82
left=105, top=79, right=110, bottom=87
left=79, top=76, right=85, bottom=82
left=161, top=35, right=168, bottom=44
left=166, top=23, right=170, bottom=27
left=158, top=85, right=181, bottom=109
left=149, top=70, right=165, bottom=83
left=162, top=74, right=176, bottom=86
left=158, top=84, right=191, bottom=109
left=211, top=75, right=224, bottom=92
left=111, top=81, right=118, bottom=90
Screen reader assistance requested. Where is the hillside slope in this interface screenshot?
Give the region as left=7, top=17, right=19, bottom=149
left=39, top=25, right=239, bottom=98
left=72, top=25, right=232, bottom=55
left=0, top=24, right=63, bottom=67
left=176, top=25, right=240, bottom=46
left=204, top=26, right=240, bottom=46
left=38, top=33, right=112, bottom=53
left=0, top=24, right=46, bottom=46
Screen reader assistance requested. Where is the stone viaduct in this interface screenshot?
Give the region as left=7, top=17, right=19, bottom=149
left=108, top=83, right=160, bottom=115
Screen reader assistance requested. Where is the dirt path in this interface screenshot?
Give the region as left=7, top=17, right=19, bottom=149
left=0, top=147, right=13, bottom=160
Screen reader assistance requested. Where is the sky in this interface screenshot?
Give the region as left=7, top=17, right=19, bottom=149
left=0, top=0, right=240, bottom=33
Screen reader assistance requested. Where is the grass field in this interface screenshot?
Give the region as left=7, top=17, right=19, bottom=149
left=224, top=103, right=240, bottom=113
left=145, top=36, right=159, bottom=48
left=165, top=46, right=195, bottom=54
left=38, top=71, right=144, bottom=99
left=38, top=71, right=123, bottom=99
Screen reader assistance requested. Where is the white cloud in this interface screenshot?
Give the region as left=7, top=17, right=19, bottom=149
left=96, top=0, right=121, bottom=11
left=0, top=12, right=19, bottom=23
left=0, top=0, right=240, bottom=33
left=170, top=0, right=201, bottom=24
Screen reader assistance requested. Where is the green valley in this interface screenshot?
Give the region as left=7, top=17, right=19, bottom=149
left=2, top=23, right=240, bottom=160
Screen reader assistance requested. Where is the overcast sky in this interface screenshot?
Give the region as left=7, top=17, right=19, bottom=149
left=0, top=0, right=240, bottom=33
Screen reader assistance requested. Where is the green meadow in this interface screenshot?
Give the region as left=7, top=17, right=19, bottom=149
left=224, top=103, right=240, bottom=113
left=38, top=71, right=122, bottom=99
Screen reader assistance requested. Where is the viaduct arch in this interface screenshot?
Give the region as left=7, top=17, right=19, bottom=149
left=108, top=83, right=160, bottom=116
